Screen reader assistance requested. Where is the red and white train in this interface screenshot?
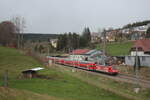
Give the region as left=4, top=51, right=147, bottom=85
left=47, top=56, right=119, bottom=75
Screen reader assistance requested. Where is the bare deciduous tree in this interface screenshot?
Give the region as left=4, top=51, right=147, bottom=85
left=12, top=16, right=26, bottom=48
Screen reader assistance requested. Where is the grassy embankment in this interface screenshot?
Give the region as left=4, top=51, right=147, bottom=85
left=117, top=65, right=150, bottom=81
left=0, top=87, right=63, bottom=100
left=0, top=46, right=129, bottom=100
left=54, top=65, right=150, bottom=100
left=96, top=41, right=133, bottom=56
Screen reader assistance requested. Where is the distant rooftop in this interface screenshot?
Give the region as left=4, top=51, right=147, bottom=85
left=132, top=39, right=150, bottom=52
left=70, top=49, right=90, bottom=55
left=22, top=67, right=44, bottom=73
left=70, top=49, right=102, bottom=55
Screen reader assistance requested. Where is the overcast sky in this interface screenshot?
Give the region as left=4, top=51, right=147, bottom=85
left=0, top=0, right=150, bottom=33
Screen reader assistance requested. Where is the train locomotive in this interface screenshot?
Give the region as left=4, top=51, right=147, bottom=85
left=47, top=56, right=119, bottom=75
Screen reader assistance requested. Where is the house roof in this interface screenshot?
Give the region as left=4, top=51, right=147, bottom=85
left=22, top=67, right=44, bottom=73
left=70, top=49, right=90, bottom=55
left=132, top=39, right=150, bottom=52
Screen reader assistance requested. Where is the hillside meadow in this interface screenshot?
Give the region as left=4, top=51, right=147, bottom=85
left=0, top=46, right=129, bottom=100
left=96, top=41, right=133, bottom=56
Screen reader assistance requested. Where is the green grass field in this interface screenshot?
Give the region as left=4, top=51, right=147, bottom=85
left=96, top=41, right=133, bottom=56
left=0, top=87, right=63, bottom=100
left=58, top=66, right=150, bottom=100
left=0, top=46, right=129, bottom=100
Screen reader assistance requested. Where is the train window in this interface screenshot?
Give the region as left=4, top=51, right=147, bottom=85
left=112, top=66, right=117, bottom=69
left=80, top=62, right=88, bottom=64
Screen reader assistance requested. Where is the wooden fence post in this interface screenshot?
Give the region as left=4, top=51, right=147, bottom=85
left=3, top=70, right=8, bottom=87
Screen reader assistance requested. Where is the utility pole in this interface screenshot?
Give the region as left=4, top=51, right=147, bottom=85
left=20, top=31, right=24, bottom=49
left=17, top=33, right=20, bottom=49
left=134, top=46, right=140, bottom=93
left=135, top=47, right=140, bottom=85
left=3, top=70, right=8, bottom=87
left=47, top=45, right=50, bottom=56
left=102, top=29, right=106, bottom=65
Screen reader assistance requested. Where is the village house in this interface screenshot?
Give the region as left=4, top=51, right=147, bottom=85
left=91, top=32, right=101, bottom=43
left=106, top=30, right=117, bottom=42
left=69, top=49, right=103, bottom=63
left=125, top=39, right=150, bottom=67
left=50, top=39, right=58, bottom=48
left=133, top=25, right=149, bottom=32
left=107, top=24, right=150, bottom=41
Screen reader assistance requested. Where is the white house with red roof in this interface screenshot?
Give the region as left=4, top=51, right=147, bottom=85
left=69, top=49, right=102, bottom=63
left=130, top=39, right=150, bottom=56
left=125, top=39, right=150, bottom=66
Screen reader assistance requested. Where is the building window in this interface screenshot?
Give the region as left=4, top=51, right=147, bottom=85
left=128, top=56, right=131, bottom=60
left=144, top=52, right=150, bottom=55
left=142, top=56, right=145, bottom=61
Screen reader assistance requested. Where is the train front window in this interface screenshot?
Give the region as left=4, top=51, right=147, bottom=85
left=112, top=66, right=117, bottom=69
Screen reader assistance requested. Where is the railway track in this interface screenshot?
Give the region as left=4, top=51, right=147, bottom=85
left=117, top=74, right=150, bottom=88
left=88, top=70, right=150, bottom=88
left=56, top=64, right=150, bottom=88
